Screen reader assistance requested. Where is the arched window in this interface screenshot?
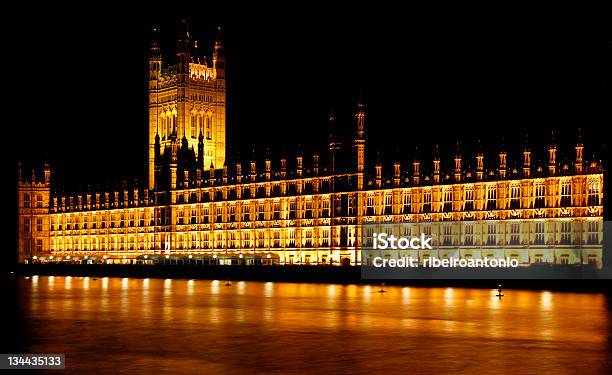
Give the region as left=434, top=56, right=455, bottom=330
left=206, top=116, right=212, bottom=140
left=190, top=115, right=196, bottom=138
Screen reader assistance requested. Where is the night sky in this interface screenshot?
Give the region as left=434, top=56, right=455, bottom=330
left=8, top=5, right=611, bottom=189
left=1, top=4, right=608, bottom=206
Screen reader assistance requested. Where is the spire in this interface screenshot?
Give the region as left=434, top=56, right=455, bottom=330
left=454, top=141, right=462, bottom=182
left=575, top=127, right=584, bottom=173
left=476, top=139, right=484, bottom=180
left=355, top=96, right=365, bottom=140
left=213, top=24, right=225, bottom=79
left=177, top=18, right=190, bottom=51
left=433, top=144, right=441, bottom=184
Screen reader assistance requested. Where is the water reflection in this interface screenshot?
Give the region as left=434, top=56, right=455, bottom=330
left=16, top=276, right=612, bottom=375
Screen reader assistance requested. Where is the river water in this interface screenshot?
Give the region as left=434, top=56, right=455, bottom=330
left=7, top=276, right=612, bottom=374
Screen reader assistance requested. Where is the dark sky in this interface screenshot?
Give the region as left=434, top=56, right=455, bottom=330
left=7, top=4, right=612, bottom=188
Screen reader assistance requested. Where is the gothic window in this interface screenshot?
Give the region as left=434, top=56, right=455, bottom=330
left=588, top=181, right=600, bottom=206
left=587, top=221, right=600, bottom=245
left=403, top=191, right=411, bottom=214
left=366, top=194, right=374, bottom=216
left=384, top=193, right=392, bottom=215
left=560, top=180, right=572, bottom=207
left=535, top=182, right=545, bottom=208
left=510, top=222, right=520, bottom=245
left=487, top=223, right=497, bottom=245
left=443, top=189, right=452, bottom=212
left=23, top=194, right=30, bottom=208
left=560, top=221, right=571, bottom=245
left=464, top=188, right=474, bottom=211
left=206, top=116, right=212, bottom=140
left=423, top=190, right=432, bottom=213
left=463, top=223, right=473, bottom=246
left=535, top=222, right=545, bottom=245
left=510, top=184, right=520, bottom=209
left=486, top=186, right=497, bottom=210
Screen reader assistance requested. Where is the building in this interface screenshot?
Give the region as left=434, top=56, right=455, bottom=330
left=16, top=24, right=604, bottom=267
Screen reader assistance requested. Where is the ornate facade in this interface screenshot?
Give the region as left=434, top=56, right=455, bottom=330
left=16, top=25, right=604, bottom=267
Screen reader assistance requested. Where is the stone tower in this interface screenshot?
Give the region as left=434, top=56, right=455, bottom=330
left=148, top=20, right=226, bottom=190
left=17, top=162, right=51, bottom=263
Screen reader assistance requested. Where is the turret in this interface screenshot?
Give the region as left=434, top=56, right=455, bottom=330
left=176, top=19, right=192, bottom=73
left=522, top=134, right=531, bottom=177
left=353, top=99, right=366, bottom=190
left=328, top=110, right=340, bottom=174
left=265, top=150, right=271, bottom=181
left=454, top=142, right=462, bottom=182
left=413, top=146, right=420, bottom=186
left=548, top=131, right=557, bottom=175
left=148, top=26, right=162, bottom=80
left=498, top=138, right=507, bottom=179
left=433, top=144, right=441, bottom=184
left=213, top=25, right=225, bottom=80
left=575, top=128, right=584, bottom=174
left=476, top=140, right=484, bottom=180
left=296, top=146, right=303, bottom=178
left=393, top=160, right=401, bottom=187
left=375, top=153, right=382, bottom=188
left=250, top=150, right=257, bottom=182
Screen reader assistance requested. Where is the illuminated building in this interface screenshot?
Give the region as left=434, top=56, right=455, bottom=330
left=16, top=24, right=604, bottom=267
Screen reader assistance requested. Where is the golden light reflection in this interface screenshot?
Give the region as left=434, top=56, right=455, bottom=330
left=187, top=279, right=195, bottom=296
left=237, top=281, right=246, bottom=295
left=211, top=279, right=220, bottom=294
left=540, top=291, right=553, bottom=311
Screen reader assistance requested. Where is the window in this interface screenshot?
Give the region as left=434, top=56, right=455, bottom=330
left=588, top=181, right=600, bottom=206
left=535, top=182, right=545, bottom=208
left=206, top=116, right=212, bottom=140
left=560, top=180, right=572, bottom=207
left=36, top=218, right=43, bottom=232
left=464, top=188, right=474, bottom=211
left=535, top=222, right=545, bottom=245
left=36, top=239, right=43, bottom=252
left=487, top=223, right=496, bottom=245
left=463, top=223, right=473, bottom=246
left=510, top=222, right=520, bottom=245
left=258, top=202, right=265, bottom=221
left=423, top=190, right=432, bottom=213
left=402, top=192, right=411, bottom=214
left=216, top=205, right=223, bottom=222
left=305, top=200, right=313, bottom=218
left=443, top=189, right=452, bottom=212
left=510, top=184, right=520, bottom=209
left=322, top=199, right=330, bottom=218
left=36, top=195, right=43, bottom=208
left=24, top=194, right=30, bottom=208
left=24, top=218, right=30, bottom=232
left=486, top=186, right=497, bottom=210
left=560, top=222, right=571, bottom=245
left=384, top=193, right=392, bottom=215
left=366, top=195, right=374, bottom=216
left=587, top=221, right=599, bottom=245
left=442, top=225, right=452, bottom=246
